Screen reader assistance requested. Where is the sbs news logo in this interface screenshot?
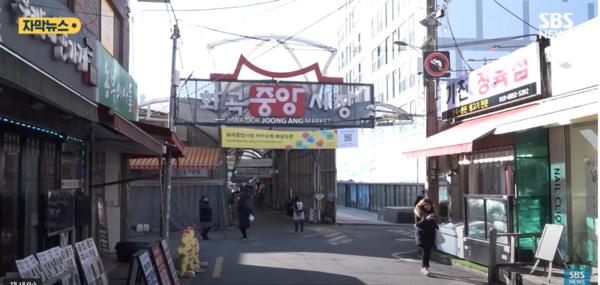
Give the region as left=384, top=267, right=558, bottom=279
left=18, top=17, right=81, bottom=34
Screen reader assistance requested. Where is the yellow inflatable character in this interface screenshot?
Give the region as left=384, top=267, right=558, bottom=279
left=176, top=227, right=197, bottom=278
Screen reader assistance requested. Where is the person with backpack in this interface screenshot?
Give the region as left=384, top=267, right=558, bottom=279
left=292, top=196, right=305, bottom=232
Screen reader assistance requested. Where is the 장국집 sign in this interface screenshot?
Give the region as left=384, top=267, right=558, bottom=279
left=437, top=42, right=543, bottom=120
left=177, top=79, right=374, bottom=129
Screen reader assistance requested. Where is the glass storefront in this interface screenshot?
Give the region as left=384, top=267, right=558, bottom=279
left=515, top=128, right=552, bottom=260
left=568, top=122, right=598, bottom=266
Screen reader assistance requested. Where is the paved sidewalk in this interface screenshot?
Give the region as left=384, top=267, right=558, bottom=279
left=336, top=206, right=396, bottom=226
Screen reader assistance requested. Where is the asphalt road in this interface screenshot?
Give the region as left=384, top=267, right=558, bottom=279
left=177, top=209, right=488, bottom=285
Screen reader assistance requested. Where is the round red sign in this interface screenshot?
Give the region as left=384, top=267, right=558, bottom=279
left=424, top=52, right=450, bottom=78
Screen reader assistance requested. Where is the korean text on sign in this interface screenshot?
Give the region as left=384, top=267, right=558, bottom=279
left=249, top=85, right=306, bottom=118
left=18, top=17, right=81, bottom=34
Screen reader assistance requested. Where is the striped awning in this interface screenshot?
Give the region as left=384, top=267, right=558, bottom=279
left=129, top=147, right=221, bottom=170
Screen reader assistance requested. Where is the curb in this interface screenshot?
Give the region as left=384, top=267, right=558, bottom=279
left=430, top=253, right=488, bottom=277
left=336, top=221, right=408, bottom=227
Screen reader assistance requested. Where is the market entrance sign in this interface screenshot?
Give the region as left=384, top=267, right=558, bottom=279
left=437, top=42, right=544, bottom=120
left=175, top=56, right=374, bottom=129
left=177, top=79, right=374, bottom=128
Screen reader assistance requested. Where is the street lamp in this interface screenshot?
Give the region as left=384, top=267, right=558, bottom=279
left=393, top=40, right=422, bottom=51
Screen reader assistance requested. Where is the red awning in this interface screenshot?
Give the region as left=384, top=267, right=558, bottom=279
left=98, top=105, right=163, bottom=155
left=134, top=121, right=186, bottom=157
left=402, top=104, right=537, bottom=158
left=129, top=147, right=221, bottom=170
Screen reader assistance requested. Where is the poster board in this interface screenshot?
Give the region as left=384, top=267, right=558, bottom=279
left=159, top=240, right=181, bottom=285
left=36, top=247, right=66, bottom=282
left=534, top=224, right=564, bottom=261
left=61, top=245, right=82, bottom=285
left=15, top=255, right=46, bottom=281
left=75, top=238, right=108, bottom=285
left=138, top=250, right=159, bottom=285
left=150, top=243, right=173, bottom=285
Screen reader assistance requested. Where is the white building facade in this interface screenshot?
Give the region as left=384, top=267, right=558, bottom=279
left=335, top=0, right=428, bottom=185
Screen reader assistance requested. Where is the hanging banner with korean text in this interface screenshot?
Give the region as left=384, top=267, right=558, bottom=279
left=177, top=80, right=374, bottom=128
left=96, top=42, right=138, bottom=121
left=437, top=42, right=543, bottom=120
left=220, top=126, right=358, bottom=149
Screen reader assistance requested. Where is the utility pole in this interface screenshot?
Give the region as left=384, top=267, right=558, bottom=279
left=424, top=0, right=439, bottom=210
left=162, top=24, right=180, bottom=240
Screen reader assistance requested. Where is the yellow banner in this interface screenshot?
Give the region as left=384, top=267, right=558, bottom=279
left=18, top=17, right=81, bottom=35
left=221, top=127, right=338, bottom=149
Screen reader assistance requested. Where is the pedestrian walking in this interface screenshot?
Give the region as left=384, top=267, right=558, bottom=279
left=199, top=195, right=212, bottom=240
left=238, top=192, right=253, bottom=240
left=413, top=198, right=438, bottom=276
left=292, top=196, right=305, bottom=232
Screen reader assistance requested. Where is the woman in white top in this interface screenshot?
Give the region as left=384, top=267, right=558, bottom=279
left=292, top=196, right=305, bottom=232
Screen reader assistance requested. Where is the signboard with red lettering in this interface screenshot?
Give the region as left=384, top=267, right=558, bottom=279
left=177, top=80, right=374, bottom=128
left=437, top=42, right=543, bottom=120
left=175, top=56, right=374, bottom=129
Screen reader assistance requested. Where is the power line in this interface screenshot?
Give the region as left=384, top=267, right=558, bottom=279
left=493, top=0, right=540, bottom=32
left=445, top=11, right=473, bottom=71
left=143, top=0, right=281, bottom=12
left=178, top=19, right=269, bottom=41
left=182, top=0, right=355, bottom=100
left=252, top=0, right=356, bottom=61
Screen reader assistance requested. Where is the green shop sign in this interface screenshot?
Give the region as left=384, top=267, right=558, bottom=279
left=96, top=43, right=138, bottom=121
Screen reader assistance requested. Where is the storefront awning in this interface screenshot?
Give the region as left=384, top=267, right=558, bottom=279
left=129, top=147, right=221, bottom=170
left=494, top=88, right=599, bottom=134
left=98, top=105, right=163, bottom=155
left=133, top=122, right=186, bottom=157
left=402, top=104, right=537, bottom=158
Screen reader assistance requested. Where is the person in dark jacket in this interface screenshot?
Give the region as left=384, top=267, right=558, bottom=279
left=238, top=192, right=253, bottom=240
left=414, top=198, right=438, bottom=276
left=199, top=195, right=212, bottom=240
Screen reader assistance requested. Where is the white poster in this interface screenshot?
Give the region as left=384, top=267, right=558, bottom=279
left=336, top=128, right=358, bottom=148
left=75, top=238, right=108, bottom=285
left=61, top=245, right=81, bottom=285
left=36, top=247, right=66, bottom=281
left=15, top=255, right=46, bottom=281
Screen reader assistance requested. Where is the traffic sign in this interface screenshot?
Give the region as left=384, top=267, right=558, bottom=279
left=423, top=51, right=451, bottom=79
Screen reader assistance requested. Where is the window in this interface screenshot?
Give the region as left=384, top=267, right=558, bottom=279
left=372, top=48, right=377, bottom=72
left=101, top=0, right=121, bottom=60
left=391, top=0, right=395, bottom=22
left=409, top=14, right=415, bottom=45
left=568, top=122, right=598, bottom=265
left=386, top=74, right=390, bottom=101
left=385, top=37, right=389, bottom=65
left=392, top=70, right=397, bottom=98
left=409, top=59, right=416, bottom=87
left=377, top=45, right=383, bottom=70
left=385, top=0, right=389, bottom=28
left=392, top=30, right=397, bottom=60
left=0, top=133, right=20, bottom=274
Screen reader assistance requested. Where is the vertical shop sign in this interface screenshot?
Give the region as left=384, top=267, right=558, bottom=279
left=549, top=127, right=568, bottom=256
left=96, top=43, right=138, bottom=121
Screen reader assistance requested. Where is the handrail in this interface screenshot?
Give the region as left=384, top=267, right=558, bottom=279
left=488, top=229, right=542, bottom=284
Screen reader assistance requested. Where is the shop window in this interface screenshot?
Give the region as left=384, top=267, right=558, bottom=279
left=515, top=128, right=551, bottom=260
left=22, top=138, right=40, bottom=256
left=569, top=122, right=598, bottom=266
left=0, top=133, right=20, bottom=275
